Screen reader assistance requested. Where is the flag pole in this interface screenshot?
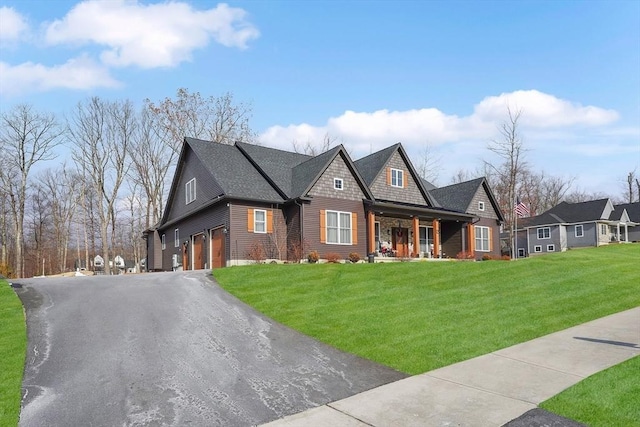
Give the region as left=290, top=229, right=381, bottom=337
left=514, top=197, right=518, bottom=260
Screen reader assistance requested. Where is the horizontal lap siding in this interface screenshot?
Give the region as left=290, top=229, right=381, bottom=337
left=159, top=204, right=228, bottom=270
left=303, top=196, right=367, bottom=260
left=285, top=204, right=302, bottom=261
left=474, top=217, right=501, bottom=259
left=229, top=203, right=287, bottom=262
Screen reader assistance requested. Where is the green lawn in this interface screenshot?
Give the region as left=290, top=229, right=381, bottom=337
left=0, top=279, right=27, bottom=427
left=215, top=244, right=640, bottom=375
left=541, top=355, right=640, bottom=427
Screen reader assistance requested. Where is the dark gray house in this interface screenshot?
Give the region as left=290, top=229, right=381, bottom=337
left=514, top=198, right=637, bottom=256
left=144, top=138, right=505, bottom=270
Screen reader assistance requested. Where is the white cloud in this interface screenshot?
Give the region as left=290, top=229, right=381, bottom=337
left=45, top=0, right=260, bottom=69
left=0, top=55, right=121, bottom=96
left=0, top=6, right=29, bottom=43
left=259, top=90, right=622, bottom=159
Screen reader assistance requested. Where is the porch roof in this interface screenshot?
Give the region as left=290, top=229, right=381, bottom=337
left=365, top=200, right=475, bottom=222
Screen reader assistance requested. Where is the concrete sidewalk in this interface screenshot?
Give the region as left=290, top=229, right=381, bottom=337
left=262, top=307, right=640, bottom=426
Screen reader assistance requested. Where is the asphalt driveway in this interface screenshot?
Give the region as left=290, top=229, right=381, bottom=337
left=15, top=271, right=406, bottom=426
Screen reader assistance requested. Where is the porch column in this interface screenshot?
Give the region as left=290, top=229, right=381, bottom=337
left=433, top=219, right=440, bottom=258
left=467, top=224, right=475, bottom=257
left=367, top=211, right=376, bottom=255
left=412, top=217, right=419, bottom=257
left=617, top=224, right=621, bottom=241
left=624, top=224, right=629, bottom=242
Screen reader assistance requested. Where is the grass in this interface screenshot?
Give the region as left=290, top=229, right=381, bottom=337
left=541, top=355, right=640, bottom=427
left=215, top=244, right=640, bottom=375
left=0, top=279, right=27, bottom=427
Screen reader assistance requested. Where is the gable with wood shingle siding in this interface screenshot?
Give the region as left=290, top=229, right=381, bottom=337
left=369, top=151, right=428, bottom=205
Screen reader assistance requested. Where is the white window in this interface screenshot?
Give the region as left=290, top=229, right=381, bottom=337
left=478, top=201, right=485, bottom=211
left=334, top=178, right=343, bottom=190
left=518, top=248, right=525, bottom=258
left=419, top=226, right=434, bottom=254
left=475, top=226, right=490, bottom=252
left=537, top=227, right=551, bottom=239
left=575, top=225, right=584, bottom=237
left=391, top=168, right=404, bottom=188
left=254, top=209, right=267, bottom=233
left=326, top=210, right=352, bottom=244
left=547, top=244, right=555, bottom=252
left=185, top=178, right=196, bottom=204
left=174, top=229, right=179, bottom=247
left=600, top=224, right=608, bottom=235
left=375, top=221, right=380, bottom=250
left=161, top=234, right=166, bottom=250
left=534, top=245, right=542, bottom=253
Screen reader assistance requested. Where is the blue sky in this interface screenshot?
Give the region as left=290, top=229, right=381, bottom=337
left=1, top=0, right=639, bottom=197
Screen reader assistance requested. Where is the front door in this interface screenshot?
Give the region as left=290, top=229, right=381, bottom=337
left=211, top=228, right=225, bottom=268
left=392, top=227, right=409, bottom=257
left=193, top=234, right=204, bottom=270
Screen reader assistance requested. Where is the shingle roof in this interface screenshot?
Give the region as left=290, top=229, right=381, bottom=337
left=421, top=179, right=437, bottom=191
left=291, top=145, right=343, bottom=198
left=613, top=202, right=640, bottom=222
left=521, top=198, right=613, bottom=228
left=545, top=199, right=610, bottom=223
left=353, top=144, right=399, bottom=185
left=235, top=141, right=311, bottom=197
left=429, top=177, right=485, bottom=213
left=186, top=137, right=284, bottom=202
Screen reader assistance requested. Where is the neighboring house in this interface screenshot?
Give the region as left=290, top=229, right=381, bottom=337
left=144, top=138, right=505, bottom=270
left=614, top=202, right=640, bottom=242
left=514, top=198, right=637, bottom=256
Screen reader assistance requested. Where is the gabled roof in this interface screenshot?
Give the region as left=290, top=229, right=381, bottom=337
left=354, top=144, right=399, bottom=186
left=354, top=143, right=438, bottom=207
left=235, top=141, right=311, bottom=197
left=521, top=198, right=618, bottom=228
left=185, top=137, right=283, bottom=202
left=429, top=177, right=505, bottom=221
left=614, top=202, right=640, bottom=223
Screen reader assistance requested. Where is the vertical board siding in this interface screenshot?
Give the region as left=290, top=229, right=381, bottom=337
left=369, top=151, right=428, bottom=205
left=164, top=147, right=225, bottom=223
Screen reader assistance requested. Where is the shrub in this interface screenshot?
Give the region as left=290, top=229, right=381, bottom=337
left=456, top=251, right=474, bottom=260
left=289, top=239, right=309, bottom=263
left=307, top=250, right=319, bottom=263
left=325, top=252, right=341, bottom=263
left=348, top=252, right=361, bottom=263
left=246, top=241, right=265, bottom=263
left=482, top=254, right=493, bottom=261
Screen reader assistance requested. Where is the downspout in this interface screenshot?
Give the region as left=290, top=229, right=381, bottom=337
left=295, top=199, right=304, bottom=260
left=227, top=202, right=232, bottom=266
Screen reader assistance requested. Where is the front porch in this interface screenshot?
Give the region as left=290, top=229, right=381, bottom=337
left=364, top=201, right=476, bottom=260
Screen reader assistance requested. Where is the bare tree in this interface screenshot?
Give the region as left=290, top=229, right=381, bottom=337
left=564, top=189, right=610, bottom=203
left=41, top=166, right=78, bottom=273
left=0, top=104, right=62, bottom=277
left=624, top=170, right=638, bottom=203
left=68, top=97, right=134, bottom=275
left=450, top=169, right=473, bottom=184
left=292, top=132, right=336, bottom=156
left=415, top=145, right=442, bottom=184
left=146, top=88, right=255, bottom=154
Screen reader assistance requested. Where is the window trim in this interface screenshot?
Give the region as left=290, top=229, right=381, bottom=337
left=600, top=224, right=608, bottom=235
left=534, top=245, right=542, bottom=253
left=334, top=178, right=344, bottom=190
left=174, top=229, right=179, bottom=247
left=537, top=227, right=551, bottom=240
left=518, top=248, right=525, bottom=258
left=185, top=178, right=196, bottom=205
left=474, top=225, right=490, bottom=252
left=547, top=244, right=555, bottom=252
left=325, top=210, right=352, bottom=245
left=254, top=209, right=267, bottom=234
left=575, top=224, right=584, bottom=238
left=390, top=168, right=404, bottom=188
left=161, top=234, right=166, bottom=250
left=478, top=201, right=485, bottom=211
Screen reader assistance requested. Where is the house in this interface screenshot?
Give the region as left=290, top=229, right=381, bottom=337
left=614, top=202, right=640, bottom=242
left=144, top=138, right=505, bottom=270
left=514, top=198, right=637, bottom=256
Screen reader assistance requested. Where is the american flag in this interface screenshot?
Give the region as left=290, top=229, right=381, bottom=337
left=515, top=197, right=530, bottom=218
